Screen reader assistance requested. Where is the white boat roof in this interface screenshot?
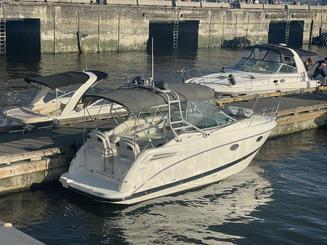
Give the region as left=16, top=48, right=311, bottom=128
left=24, top=70, right=108, bottom=89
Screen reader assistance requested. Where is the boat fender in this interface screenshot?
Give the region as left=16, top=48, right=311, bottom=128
left=52, top=119, right=60, bottom=128
left=228, top=74, right=236, bottom=86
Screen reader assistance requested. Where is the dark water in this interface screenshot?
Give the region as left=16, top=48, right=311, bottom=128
left=0, top=48, right=327, bottom=244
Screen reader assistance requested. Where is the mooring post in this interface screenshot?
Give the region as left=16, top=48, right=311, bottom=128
left=309, top=19, right=314, bottom=48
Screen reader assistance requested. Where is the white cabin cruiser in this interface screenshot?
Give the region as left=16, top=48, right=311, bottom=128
left=60, top=82, right=276, bottom=205
left=0, top=70, right=122, bottom=132
left=185, top=44, right=319, bottom=96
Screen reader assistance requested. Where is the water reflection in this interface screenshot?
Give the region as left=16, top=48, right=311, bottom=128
left=0, top=165, right=272, bottom=245
left=116, top=166, right=272, bottom=244
left=258, top=129, right=327, bottom=162
left=80, top=165, right=272, bottom=245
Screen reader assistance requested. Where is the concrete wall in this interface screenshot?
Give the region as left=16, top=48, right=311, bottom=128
left=1, top=2, right=327, bottom=53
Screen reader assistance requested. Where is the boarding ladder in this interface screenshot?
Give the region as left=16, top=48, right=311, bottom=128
left=173, top=21, right=179, bottom=49
left=0, top=2, right=5, bottom=55
left=159, top=89, right=208, bottom=141
left=285, top=21, right=290, bottom=46
left=284, top=10, right=291, bottom=46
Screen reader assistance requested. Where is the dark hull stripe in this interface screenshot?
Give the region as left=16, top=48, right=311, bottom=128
left=135, top=128, right=273, bottom=192
left=67, top=146, right=261, bottom=203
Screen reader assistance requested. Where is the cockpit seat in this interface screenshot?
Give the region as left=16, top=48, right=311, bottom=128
left=116, top=137, right=140, bottom=159
left=32, top=101, right=64, bottom=115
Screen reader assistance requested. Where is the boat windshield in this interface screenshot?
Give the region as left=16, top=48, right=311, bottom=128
left=183, top=100, right=235, bottom=130
left=43, top=84, right=81, bottom=103
left=232, top=48, right=297, bottom=74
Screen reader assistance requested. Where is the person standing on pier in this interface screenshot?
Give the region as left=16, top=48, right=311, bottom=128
left=313, top=60, right=327, bottom=86
left=304, top=57, right=315, bottom=72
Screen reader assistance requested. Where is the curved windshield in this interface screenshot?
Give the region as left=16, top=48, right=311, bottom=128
left=232, top=48, right=297, bottom=74
left=184, top=100, right=235, bottom=129
left=233, top=58, right=281, bottom=74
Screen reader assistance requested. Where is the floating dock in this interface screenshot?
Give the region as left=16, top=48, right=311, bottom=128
left=0, top=89, right=326, bottom=196
left=0, top=220, right=43, bottom=245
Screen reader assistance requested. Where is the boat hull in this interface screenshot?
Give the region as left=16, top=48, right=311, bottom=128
left=60, top=117, right=275, bottom=205
left=64, top=147, right=259, bottom=205
left=186, top=74, right=319, bottom=97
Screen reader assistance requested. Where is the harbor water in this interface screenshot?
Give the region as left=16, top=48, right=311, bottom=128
left=0, top=48, right=326, bottom=244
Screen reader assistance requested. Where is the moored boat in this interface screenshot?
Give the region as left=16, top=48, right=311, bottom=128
left=0, top=70, right=124, bottom=132
left=184, top=44, right=319, bottom=96
left=60, top=81, right=276, bottom=205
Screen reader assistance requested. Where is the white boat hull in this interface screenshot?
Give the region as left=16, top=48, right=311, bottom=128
left=60, top=116, right=275, bottom=205
left=185, top=72, right=319, bottom=96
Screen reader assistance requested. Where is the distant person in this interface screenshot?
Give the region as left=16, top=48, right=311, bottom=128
left=304, top=57, right=315, bottom=72
left=313, top=61, right=327, bottom=86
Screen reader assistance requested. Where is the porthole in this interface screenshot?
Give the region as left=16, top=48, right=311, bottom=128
left=256, top=136, right=263, bottom=142
left=230, top=144, right=239, bottom=151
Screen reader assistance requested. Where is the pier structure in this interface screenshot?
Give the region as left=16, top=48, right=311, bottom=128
left=0, top=220, right=43, bottom=244
left=0, top=1, right=326, bottom=54
left=0, top=89, right=326, bottom=196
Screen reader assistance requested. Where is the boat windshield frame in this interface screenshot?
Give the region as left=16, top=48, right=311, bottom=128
left=110, top=99, right=236, bottom=146
left=232, top=47, right=298, bottom=74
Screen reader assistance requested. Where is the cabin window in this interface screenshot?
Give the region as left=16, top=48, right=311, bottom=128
left=256, top=136, right=263, bottom=142
left=230, top=144, right=239, bottom=151
left=278, top=64, right=297, bottom=74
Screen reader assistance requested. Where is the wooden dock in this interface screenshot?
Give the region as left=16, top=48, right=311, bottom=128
left=0, top=90, right=326, bottom=195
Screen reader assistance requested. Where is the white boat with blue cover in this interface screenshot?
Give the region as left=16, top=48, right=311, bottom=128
left=60, top=82, right=276, bottom=205
left=184, top=44, right=319, bottom=96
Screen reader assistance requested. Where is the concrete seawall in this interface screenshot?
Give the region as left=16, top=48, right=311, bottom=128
left=0, top=2, right=326, bottom=53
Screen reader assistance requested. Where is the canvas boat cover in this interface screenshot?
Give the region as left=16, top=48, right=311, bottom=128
left=24, top=70, right=108, bottom=89
left=246, top=44, right=295, bottom=57
left=294, top=48, right=318, bottom=57
left=247, top=44, right=318, bottom=58
left=83, top=83, right=215, bottom=113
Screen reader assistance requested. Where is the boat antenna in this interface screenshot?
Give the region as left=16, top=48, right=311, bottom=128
left=151, top=37, right=154, bottom=87
left=85, top=63, right=88, bottom=72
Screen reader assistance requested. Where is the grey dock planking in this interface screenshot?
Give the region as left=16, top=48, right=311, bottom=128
left=0, top=92, right=326, bottom=195
left=0, top=220, right=44, bottom=245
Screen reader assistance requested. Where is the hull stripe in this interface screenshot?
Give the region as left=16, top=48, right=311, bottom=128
left=68, top=146, right=261, bottom=203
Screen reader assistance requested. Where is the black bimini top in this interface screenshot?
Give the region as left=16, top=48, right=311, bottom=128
left=24, top=70, right=108, bottom=89
left=247, top=44, right=295, bottom=57
left=247, top=44, right=318, bottom=58
left=84, top=83, right=215, bottom=113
